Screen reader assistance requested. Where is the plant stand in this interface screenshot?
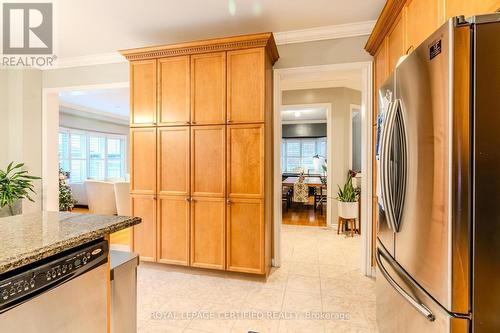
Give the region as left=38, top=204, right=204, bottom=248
left=337, top=217, right=358, bottom=237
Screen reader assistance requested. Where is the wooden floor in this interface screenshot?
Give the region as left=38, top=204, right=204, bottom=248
left=282, top=203, right=326, bottom=227
left=72, top=207, right=131, bottom=246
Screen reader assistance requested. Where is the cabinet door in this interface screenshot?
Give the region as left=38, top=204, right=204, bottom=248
left=190, top=197, right=225, bottom=270
left=227, top=48, right=265, bottom=123
left=445, top=0, right=500, bottom=20
left=131, top=195, right=156, bottom=262
left=191, top=125, right=225, bottom=197
left=191, top=52, right=226, bottom=124
left=158, top=56, right=190, bottom=125
left=131, top=60, right=157, bottom=126
left=406, top=0, right=438, bottom=53
left=388, top=13, right=406, bottom=73
left=157, top=126, right=189, bottom=196
left=131, top=127, right=156, bottom=194
left=158, top=196, right=190, bottom=265
left=227, top=124, right=264, bottom=198
left=227, top=198, right=264, bottom=274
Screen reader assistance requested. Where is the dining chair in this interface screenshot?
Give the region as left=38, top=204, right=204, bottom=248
left=84, top=180, right=117, bottom=215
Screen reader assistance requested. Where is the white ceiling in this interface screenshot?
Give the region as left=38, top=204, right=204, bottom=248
left=59, top=87, right=129, bottom=120
left=282, top=106, right=327, bottom=122
left=281, top=68, right=363, bottom=91
left=54, top=0, right=385, bottom=59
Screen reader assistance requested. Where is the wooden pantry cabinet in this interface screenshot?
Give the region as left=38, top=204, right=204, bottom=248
left=366, top=0, right=500, bottom=266
left=191, top=52, right=226, bottom=125
left=157, top=56, right=190, bottom=126
left=121, top=33, right=279, bottom=275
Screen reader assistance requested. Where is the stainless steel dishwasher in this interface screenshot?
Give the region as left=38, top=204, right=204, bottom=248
left=0, top=239, right=109, bottom=333
left=110, top=250, right=139, bottom=333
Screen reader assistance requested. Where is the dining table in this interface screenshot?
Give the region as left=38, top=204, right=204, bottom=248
left=282, top=176, right=324, bottom=187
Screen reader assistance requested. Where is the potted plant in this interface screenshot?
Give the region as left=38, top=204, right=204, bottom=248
left=0, top=162, right=41, bottom=217
left=336, top=175, right=359, bottom=219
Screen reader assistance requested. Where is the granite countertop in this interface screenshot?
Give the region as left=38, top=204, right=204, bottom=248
left=0, top=211, right=141, bottom=275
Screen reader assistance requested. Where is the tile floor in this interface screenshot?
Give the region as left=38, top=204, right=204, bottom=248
left=137, top=225, right=377, bottom=333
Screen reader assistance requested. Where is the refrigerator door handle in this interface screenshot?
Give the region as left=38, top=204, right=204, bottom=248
left=380, top=101, right=398, bottom=231
left=376, top=247, right=435, bottom=322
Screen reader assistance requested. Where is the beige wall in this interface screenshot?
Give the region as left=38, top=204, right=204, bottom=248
left=0, top=69, right=43, bottom=213
left=282, top=87, right=362, bottom=221
left=42, top=62, right=129, bottom=88
left=41, top=35, right=371, bottom=89
left=275, top=35, right=371, bottom=68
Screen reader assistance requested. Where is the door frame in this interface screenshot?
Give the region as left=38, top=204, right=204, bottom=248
left=273, top=61, right=374, bottom=276
left=42, top=82, right=129, bottom=211
left=349, top=103, right=362, bottom=171
left=281, top=103, right=333, bottom=227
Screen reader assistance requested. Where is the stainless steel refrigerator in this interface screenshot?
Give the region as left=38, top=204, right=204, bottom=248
left=375, top=13, right=500, bottom=333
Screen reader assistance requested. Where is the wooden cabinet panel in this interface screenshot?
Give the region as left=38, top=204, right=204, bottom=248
left=191, top=52, right=226, bottom=124
left=227, top=198, right=264, bottom=274
left=191, top=125, right=225, bottom=197
left=227, top=48, right=265, bottom=123
left=158, top=56, right=190, bottom=125
left=374, top=39, right=388, bottom=125
left=445, top=0, right=500, bottom=19
left=190, top=197, right=225, bottom=270
left=406, top=0, right=439, bottom=52
left=131, top=128, right=156, bottom=194
left=158, top=196, right=190, bottom=265
left=131, top=60, right=157, bottom=126
left=157, top=126, right=189, bottom=196
left=388, top=14, right=406, bottom=73
left=131, top=195, right=156, bottom=261
left=227, top=124, right=264, bottom=198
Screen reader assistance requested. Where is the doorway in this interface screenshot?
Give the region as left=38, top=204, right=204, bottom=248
left=273, top=62, right=373, bottom=275
left=280, top=103, right=331, bottom=228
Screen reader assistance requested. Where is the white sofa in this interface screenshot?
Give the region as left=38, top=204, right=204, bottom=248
left=113, top=181, right=131, bottom=216
left=84, top=180, right=117, bottom=215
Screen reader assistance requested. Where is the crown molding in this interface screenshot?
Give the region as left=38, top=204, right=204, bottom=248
left=55, top=52, right=127, bottom=69
left=274, top=20, right=376, bottom=45
left=364, top=0, right=407, bottom=55
left=119, top=32, right=279, bottom=63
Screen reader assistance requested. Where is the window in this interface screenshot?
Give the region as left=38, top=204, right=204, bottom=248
left=281, top=137, right=327, bottom=174
left=59, top=128, right=127, bottom=183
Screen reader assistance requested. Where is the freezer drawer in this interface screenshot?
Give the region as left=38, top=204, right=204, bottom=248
left=376, top=246, right=469, bottom=333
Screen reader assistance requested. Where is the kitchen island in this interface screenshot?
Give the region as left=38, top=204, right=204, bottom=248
left=0, top=211, right=141, bottom=333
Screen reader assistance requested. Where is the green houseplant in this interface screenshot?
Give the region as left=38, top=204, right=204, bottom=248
left=336, top=175, right=359, bottom=219
left=0, top=162, right=41, bottom=217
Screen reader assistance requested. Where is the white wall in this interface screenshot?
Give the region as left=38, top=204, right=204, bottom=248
left=0, top=69, right=43, bottom=213
left=282, top=87, right=362, bottom=222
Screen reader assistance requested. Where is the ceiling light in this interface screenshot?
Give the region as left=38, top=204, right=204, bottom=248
left=228, top=0, right=236, bottom=16
left=294, top=111, right=301, bottom=118
left=69, top=91, right=85, bottom=96
left=252, top=2, right=262, bottom=15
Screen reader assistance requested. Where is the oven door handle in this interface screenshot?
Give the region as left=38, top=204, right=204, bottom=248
left=376, top=247, right=435, bottom=322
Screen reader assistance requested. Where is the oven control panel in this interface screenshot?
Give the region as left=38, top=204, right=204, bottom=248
left=0, top=239, right=108, bottom=311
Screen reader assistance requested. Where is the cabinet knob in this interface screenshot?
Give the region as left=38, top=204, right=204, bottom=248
left=185, top=197, right=191, bottom=202
left=226, top=199, right=231, bottom=205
